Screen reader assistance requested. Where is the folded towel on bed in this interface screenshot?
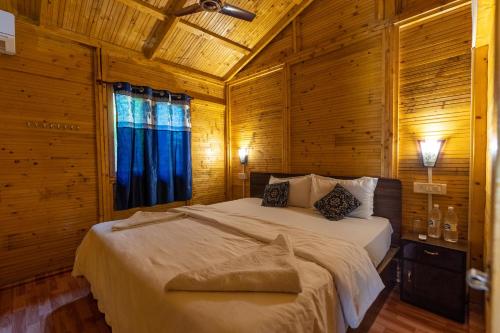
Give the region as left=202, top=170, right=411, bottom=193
left=165, top=234, right=302, bottom=293
left=112, top=211, right=186, bottom=231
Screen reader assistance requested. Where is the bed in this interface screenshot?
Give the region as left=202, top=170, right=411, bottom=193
left=72, top=172, right=401, bottom=333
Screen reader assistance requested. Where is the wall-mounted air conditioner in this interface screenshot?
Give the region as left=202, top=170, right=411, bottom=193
left=0, top=10, right=15, bottom=55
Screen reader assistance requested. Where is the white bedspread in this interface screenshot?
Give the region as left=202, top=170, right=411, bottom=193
left=211, top=198, right=392, bottom=267
left=73, top=199, right=385, bottom=333
left=166, top=234, right=303, bottom=293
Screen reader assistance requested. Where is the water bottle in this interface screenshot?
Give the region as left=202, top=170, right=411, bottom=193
left=444, top=206, right=459, bottom=242
left=428, top=204, right=442, bottom=239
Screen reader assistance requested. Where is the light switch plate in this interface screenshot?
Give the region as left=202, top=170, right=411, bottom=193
left=413, top=182, right=447, bottom=195
left=238, top=172, right=247, bottom=180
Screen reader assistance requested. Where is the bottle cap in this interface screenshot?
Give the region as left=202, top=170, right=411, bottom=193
left=448, top=206, right=454, bottom=210
left=433, top=204, right=439, bottom=208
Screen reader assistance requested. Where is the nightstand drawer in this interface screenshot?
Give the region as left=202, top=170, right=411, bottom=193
left=402, top=241, right=465, bottom=272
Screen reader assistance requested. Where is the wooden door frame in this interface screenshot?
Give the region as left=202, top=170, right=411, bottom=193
left=488, top=3, right=499, bottom=332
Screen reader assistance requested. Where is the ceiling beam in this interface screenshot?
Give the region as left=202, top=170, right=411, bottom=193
left=177, top=19, right=252, bottom=54
left=223, top=0, right=315, bottom=81
left=143, top=0, right=188, bottom=59
left=114, top=0, right=167, bottom=21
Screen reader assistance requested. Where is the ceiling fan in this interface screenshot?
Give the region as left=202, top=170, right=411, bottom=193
left=175, top=0, right=256, bottom=22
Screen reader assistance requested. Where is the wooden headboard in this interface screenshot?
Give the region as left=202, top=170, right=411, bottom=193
left=250, top=172, right=402, bottom=246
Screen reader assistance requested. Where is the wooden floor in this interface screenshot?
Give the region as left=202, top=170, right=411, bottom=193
left=0, top=272, right=485, bottom=333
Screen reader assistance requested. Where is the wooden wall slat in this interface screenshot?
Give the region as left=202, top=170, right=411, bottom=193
left=228, top=0, right=393, bottom=200
left=297, top=0, right=378, bottom=51
left=228, top=0, right=476, bottom=243
left=191, top=100, right=226, bottom=205
left=397, top=5, right=472, bottom=238
left=289, top=34, right=384, bottom=176
left=0, top=20, right=98, bottom=287
left=0, top=20, right=227, bottom=287
left=229, top=69, right=286, bottom=199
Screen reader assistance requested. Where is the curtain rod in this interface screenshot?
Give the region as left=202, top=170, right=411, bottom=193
left=95, top=79, right=193, bottom=99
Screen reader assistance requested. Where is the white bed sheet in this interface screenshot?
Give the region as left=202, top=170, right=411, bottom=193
left=211, top=198, right=393, bottom=267
left=73, top=198, right=390, bottom=333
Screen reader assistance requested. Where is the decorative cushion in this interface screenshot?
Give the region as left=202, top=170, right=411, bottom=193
left=314, top=184, right=361, bottom=221
left=310, top=175, right=378, bottom=219
left=269, top=175, right=311, bottom=208
left=261, top=182, right=289, bottom=207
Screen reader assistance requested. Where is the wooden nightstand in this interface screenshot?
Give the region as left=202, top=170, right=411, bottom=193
left=400, top=232, right=468, bottom=322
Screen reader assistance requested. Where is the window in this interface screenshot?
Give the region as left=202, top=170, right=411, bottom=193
left=108, top=82, right=193, bottom=210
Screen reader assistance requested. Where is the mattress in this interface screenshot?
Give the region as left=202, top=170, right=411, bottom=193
left=211, top=198, right=393, bottom=267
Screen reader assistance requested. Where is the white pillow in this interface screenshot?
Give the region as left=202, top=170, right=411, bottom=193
left=309, top=175, right=338, bottom=207
left=269, top=175, right=312, bottom=208
left=310, top=174, right=378, bottom=219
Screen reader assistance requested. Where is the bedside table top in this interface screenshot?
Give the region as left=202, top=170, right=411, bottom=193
left=402, top=232, right=468, bottom=253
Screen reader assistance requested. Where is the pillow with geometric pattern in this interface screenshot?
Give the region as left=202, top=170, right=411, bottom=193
left=314, top=184, right=361, bottom=221
left=261, top=181, right=289, bottom=207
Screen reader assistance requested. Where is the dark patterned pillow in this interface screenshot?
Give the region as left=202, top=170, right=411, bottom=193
left=261, top=181, right=289, bottom=207
left=314, top=184, right=362, bottom=221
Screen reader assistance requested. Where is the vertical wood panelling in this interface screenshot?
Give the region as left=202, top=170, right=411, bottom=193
left=290, top=35, right=384, bottom=176
left=480, top=0, right=497, bottom=329
left=235, top=25, right=294, bottom=80
left=191, top=100, right=226, bottom=205
left=228, top=0, right=477, bottom=243
left=0, top=21, right=98, bottom=287
left=396, top=0, right=458, bottom=19
left=397, top=5, right=472, bottom=238
left=229, top=0, right=389, bottom=187
left=0, top=21, right=227, bottom=286
left=104, top=51, right=225, bottom=104
left=297, top=0, right=378, bottom=51
left=469, top=46, right=488, bottom=272
left=229, top=69, right=286, bottom=199
left=0, top=0, right=40, bottom=20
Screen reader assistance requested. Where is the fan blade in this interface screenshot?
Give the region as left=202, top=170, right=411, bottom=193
left=219, top=3, right=256, bottom=21
left=175, top=4, right=204, bottom=17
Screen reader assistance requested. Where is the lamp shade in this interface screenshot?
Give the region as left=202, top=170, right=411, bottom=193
left=238, top=148, right=249, bottom=165
left=418, top=139, right=445, bottom=167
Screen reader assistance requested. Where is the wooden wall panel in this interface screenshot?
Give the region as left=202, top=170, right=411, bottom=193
left=228, top=0, right=477, bottom=242
left=104, top=51, right=225, bottom=104
left=397, top=5, right=472, bottom=239
left=0, top=0, right=40, bottom=20
left=290, top=35, right=384, bottom=176
left=297, top=0, right=378, bottom=51
left=0, top=21, right=98, bottom=287
left=235, top=25, right=294, bottom=80
left=396, top=0, right=457, bottom=19
left=0, top=20, right=227, bottom=286
left=229, top=69, right=286, bottom=199
left=228, top=0, right=390, bottom=192
left=191, top=100, right=226, bottom=205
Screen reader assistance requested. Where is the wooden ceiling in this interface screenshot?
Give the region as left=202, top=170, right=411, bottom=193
left=1, top=0, right=313, bottom=80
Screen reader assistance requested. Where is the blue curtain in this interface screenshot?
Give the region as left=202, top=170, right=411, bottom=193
left=113, top=82, right=192, bottom=210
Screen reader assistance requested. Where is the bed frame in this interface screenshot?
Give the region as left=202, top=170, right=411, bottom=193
left=250, top=172, right=402, bottom=332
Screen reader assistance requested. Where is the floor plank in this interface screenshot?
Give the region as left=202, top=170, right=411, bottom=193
left=0, top=272, right=485, bottom=333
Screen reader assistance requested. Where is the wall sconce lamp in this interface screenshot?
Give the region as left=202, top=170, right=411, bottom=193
left=238, top=148, right=249, bottom=198
left=238, top=147, right=249, bottom=165
left=418, top=139, right=445, bottom=167
left=415, top=138, right=447, bottom=232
